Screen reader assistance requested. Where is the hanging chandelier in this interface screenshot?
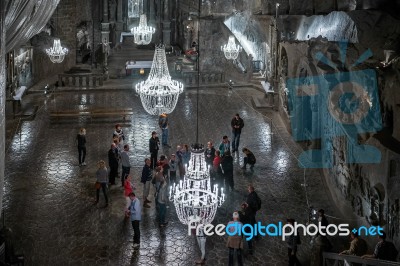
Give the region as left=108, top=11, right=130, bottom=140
left=221, top=35, right=242, bottom=60
left=46, top=38, right=68, bottom=63
left=131, top=14, right=155, bottom=45
left=169, top=144, right=225, bottom=225
left=135, top=44, right=184, bottom=115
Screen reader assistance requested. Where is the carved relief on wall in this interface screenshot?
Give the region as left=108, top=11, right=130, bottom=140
left=368, top=187, right=381, bottom=226
left=388, top=199, right=399, bottom=239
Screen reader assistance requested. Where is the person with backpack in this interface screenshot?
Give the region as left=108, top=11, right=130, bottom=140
left=362, top=231, right=399, bottom=261
left=287, top=218, right=302, bottom=266
left=126, top=192, right=141, bottom=248
left=246, top=185, right=261, bottom=228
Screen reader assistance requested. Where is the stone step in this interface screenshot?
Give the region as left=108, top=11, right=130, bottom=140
left=251, top=95, right=275, bottom=110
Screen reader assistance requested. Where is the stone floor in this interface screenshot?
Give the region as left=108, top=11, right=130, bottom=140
left=3, top=81, right=347, bottom=265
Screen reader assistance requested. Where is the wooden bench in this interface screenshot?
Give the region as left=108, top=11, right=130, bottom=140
left=90, top=108, right=133, bottom=122
left=50, top=108, right=133, bottom=122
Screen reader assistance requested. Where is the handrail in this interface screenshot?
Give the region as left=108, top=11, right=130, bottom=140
left=323, top=252, right=400, bottom=266
left=58, top=73, right=104, bottom=87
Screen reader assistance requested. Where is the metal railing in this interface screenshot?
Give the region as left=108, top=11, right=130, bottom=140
left=58, top=73, right=104, bottom=88
left=323, top=252, right=400, bottom=266
left=182, top=71, right=225, bottom=85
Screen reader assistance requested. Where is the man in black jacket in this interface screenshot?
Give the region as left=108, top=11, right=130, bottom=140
left=149, top=131, right=160, bottom=169
left=239, top=202, right=254, bottom=254
left=231, top=113, right=244, bottom=153
left=141, top=158, right=152, bottom=208
left=221, top=151, right=234, bottom=191
left=246, top=185, right=260, bottom=227
left=108, top=143, right=119, bottom=185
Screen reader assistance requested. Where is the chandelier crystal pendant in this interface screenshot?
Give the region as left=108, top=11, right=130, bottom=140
left=131, top=14, right=155, bottom=45
left=135, top=44, right=184, bottom=115
left=169, top=144, right=225, bottom=225
left=46, top=38, right=69, bottom=63
left=221, top=35, right=242, bottom=60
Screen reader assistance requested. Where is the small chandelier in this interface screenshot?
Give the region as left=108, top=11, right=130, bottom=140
left=46, top=38, right=68, bottom=63
left=131, top=14, right=155, bottom=45
left=135, top=44, right=184, bottom=115
left=221, top=35, right=242, bottom=60
left=169, top=144, right=225, bottom=225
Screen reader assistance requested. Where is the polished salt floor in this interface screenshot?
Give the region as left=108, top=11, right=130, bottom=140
left=3, top=82, right=345, bottom=265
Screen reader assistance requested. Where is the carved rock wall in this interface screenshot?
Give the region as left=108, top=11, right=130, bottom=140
left=279, top=11, right=400, bottom=248
left=30, top=0, right=95, bottom=84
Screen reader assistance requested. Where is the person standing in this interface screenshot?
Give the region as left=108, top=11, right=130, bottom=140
left=196, top=223, right=206, bottom=264
left=221, top=151, right=234, bottom=191
left=127, top=192, right=141, bottom=248
left=204, top=141, right=216, bottom=167
left=231, top=114, right=244, bottom=153
left=219, top=136, right=231, bottom=157
left=108, top=143, right=119, bottom=185
left=121, top=144, right=131, bottom=187
left=124, top=175, right=134, bottom=210
left=246, top=185, right=260, bottom=226
left=286, top=218, right=302, bottom=266
left=157, top=177, right=168, bottom=227
left=212, top=150, right=222, bottom=187
left=149, top=131, right=160, bottom=169
left=113, top=124, right=125, bottom=145
left=176, top=145, right=185, bottom=178
left=158, top=113, right=171, bottom=147
left=76, top=128, right=86, bottom=166
left=181, top=144, right=191, bottom=166
left=227, top=212, right=243, bottom=266
left=95, top=160, right=108, bottom=207
left=140, top=158, right=152, bottom=208
left=169, top=154, right=178, bottom=184
left=239, top=203, right=254, bottom=255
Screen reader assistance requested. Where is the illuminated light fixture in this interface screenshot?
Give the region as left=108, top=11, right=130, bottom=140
left=139, top=68, right=145, bottom=75
left=131, top=14, right=155, bottom=45
left=169, top=0, right=225, bottom=226
left=46, top=38, right=68, bottom=63
left=221, top=35, right=242, bottom=60
left=169, top=144, right=225, bottom=225
left=135, top=44, right=184, bottom=115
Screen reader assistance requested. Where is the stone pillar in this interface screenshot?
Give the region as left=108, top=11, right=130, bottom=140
left=103, top=0, right=109, bottom=22
left=101, top=23, right=110, bottom=79
left=116, top=0, right=124, bottom=32
left=149, top=0, right=156, bottom=23
left=162, top=0, right=171, bottom=48
left=0, top=0, right=5, bottom=215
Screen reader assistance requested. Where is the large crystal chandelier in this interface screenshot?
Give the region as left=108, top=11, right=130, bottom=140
left=46, top=38, right=68, bottom=63
left=131, top=14, right=155, bottom=45
left=135, top=44, right=183, bottom=115
left=221, top=35, right=242, bottom=60
left=169, top=144, right=225, bottom=225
